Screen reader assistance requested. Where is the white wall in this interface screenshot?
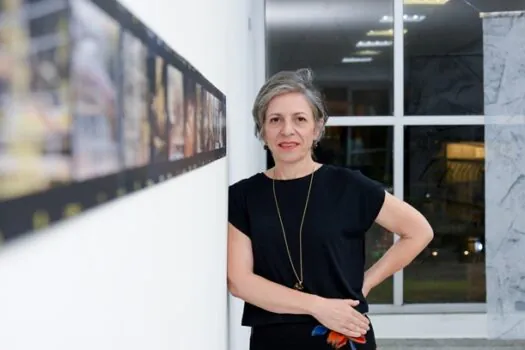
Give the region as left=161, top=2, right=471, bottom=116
left=0, top=0, right=264, bottom=350
left=227, top=0, right=267, bottom=349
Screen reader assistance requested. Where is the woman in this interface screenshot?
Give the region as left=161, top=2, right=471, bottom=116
left=227, top=69, right=433, bottom=350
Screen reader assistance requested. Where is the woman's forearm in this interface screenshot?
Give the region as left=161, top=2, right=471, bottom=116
left=364, top=193, right=434, bottom=293
left=364, top=233, right=432, bottom=292
left=228, top=273, right=322, bottom=316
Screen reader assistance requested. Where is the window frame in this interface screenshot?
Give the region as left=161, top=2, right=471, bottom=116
left=264, top=0, right=487, bottom=314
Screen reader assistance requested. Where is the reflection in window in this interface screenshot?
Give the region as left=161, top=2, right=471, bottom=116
left=403, top=0, right=525, bottom=115
left=314, top=126, right=394, bottom=303
left=314, top=127, right=393, bottom=187
left=403, top=125, right=485, bottom=303
left=265, top=0, right=395, bottom=116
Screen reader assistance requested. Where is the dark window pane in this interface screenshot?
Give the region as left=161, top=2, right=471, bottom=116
left=361, top=224, right=393, bottom=304
left=315, top=126, right=394, bottom=304
left=404, top=125, right=485, bottom=303
left=403, top=0, right=525, bottom=116
left=315, top=127, right=393, bottom=187
left=266, top=0, right=394, bottom=116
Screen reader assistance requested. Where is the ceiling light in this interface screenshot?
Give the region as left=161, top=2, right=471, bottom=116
left=341, top=57, right=373, bottom=63
left=404, top=0, right=449, bottom=5
left=367, top=29, right=407, bottom=37
left=380, top=14, right=427, bottom=23
left=356, top=40, right=393, bottom=48
left=355, top=50, right=381, bottom=55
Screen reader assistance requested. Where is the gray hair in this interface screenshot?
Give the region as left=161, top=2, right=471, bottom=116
left=252, top=68, right=328, bottom=142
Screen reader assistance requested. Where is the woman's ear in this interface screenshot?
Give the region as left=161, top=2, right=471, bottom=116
left=314, top=120, right=324, bottom=140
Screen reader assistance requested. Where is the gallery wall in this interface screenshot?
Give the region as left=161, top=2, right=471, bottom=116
left=0, top=0, right=265, bottom=349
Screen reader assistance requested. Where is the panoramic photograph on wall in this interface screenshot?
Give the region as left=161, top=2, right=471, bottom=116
left=0, top=0, right=227, bottom=244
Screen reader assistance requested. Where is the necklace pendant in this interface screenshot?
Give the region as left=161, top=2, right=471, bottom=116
left=294, top=282, right=304, bottom=291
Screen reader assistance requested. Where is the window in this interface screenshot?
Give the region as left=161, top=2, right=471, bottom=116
left=403, top=125, right=485, bottom=303
left=266, top=0, right=395, bottom=116
left=403, top=0, right=525, bottom=116
left=264, top=0, right=502, bottom=311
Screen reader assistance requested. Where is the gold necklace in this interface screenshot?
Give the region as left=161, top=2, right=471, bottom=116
left=272, top=166, right=316, bottom=291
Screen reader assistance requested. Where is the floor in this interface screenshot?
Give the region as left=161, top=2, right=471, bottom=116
left=376, top=339, right=525, bottom=349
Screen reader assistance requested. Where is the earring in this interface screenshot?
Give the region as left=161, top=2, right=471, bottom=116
left=264, top=144, right=269, bottom=150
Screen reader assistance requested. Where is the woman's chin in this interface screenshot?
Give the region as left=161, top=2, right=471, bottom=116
left=273, top=151, right=309, bottom=164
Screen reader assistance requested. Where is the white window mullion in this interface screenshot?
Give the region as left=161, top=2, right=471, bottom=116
left=326, top=116, right=394, bottom=126
left=403, top=115, right=485, bottom=125
left=392, top=0, right=405, bottom=307
left=325, top=115, right=485, bottom=127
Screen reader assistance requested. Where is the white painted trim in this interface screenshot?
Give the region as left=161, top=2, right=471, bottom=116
left=392, top=123, right=404, bottom=306
left=393, top=0, right=404, bottom=120
left=326, top=116, right=394, bottom=126
left=403, top=115, right=485, bottom=125
left=392, top=0, right=405, bottom=307
left=370, top=313, right=488, bottom=339
left=369, top=303, right=486, bottom=314
left=325, top=115, right=485, bottom=127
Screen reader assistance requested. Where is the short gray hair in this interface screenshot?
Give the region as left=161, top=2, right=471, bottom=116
left=252, top=68, right=328, bottom=142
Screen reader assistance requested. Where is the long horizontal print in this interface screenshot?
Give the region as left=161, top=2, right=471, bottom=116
left=0, top=0, right=227, bottom=244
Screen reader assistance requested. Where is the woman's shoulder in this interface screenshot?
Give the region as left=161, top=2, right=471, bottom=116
left=229, top=172, right=266, bottom=194
left=319, top=163, right=366, bottom=180
left=319, top=164, right=385, bottom=190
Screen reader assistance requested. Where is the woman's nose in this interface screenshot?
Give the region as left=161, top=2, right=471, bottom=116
left=280, top=120, right=294, bottom=135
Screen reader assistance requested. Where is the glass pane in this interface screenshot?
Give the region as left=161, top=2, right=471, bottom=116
left=315, top=126, right=394, bottom=304
left=403, top=125, right=485, bottom=303
left=265, top=0, right=394, bottom=116
left=403, top=0, right=525, bottom=116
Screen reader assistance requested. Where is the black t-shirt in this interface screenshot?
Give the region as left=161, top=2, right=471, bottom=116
left=228, top=164, right=386, bottom=327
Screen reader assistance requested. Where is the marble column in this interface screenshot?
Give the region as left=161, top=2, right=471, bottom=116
left=482, top=10, right=525, bottom=339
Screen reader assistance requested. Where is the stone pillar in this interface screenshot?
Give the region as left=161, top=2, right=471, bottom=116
left=482, top=10, right=525, bottom=340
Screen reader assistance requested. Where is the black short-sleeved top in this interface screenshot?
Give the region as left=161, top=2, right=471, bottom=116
left=228, top=164, right=386, bottom=327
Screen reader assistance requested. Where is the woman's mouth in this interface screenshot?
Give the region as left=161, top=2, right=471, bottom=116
left=278, top=142, right=299, bottom=150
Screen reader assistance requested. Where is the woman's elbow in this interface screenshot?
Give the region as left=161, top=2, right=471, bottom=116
left=400, top=217, right=434, bottom=246
left=423, top=226, right=434, bottom=244
left=227, top=278, right=241, bottom=298
left=415, top=219, right=434, bottom=245
left=227, top=272, right=246, bottom=299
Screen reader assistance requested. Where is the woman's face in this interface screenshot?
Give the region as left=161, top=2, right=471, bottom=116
left=263, top=92, right=319, bottom=165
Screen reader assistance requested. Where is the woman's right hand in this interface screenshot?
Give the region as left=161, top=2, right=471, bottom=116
left=310, top=297, right=370, bottom=338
